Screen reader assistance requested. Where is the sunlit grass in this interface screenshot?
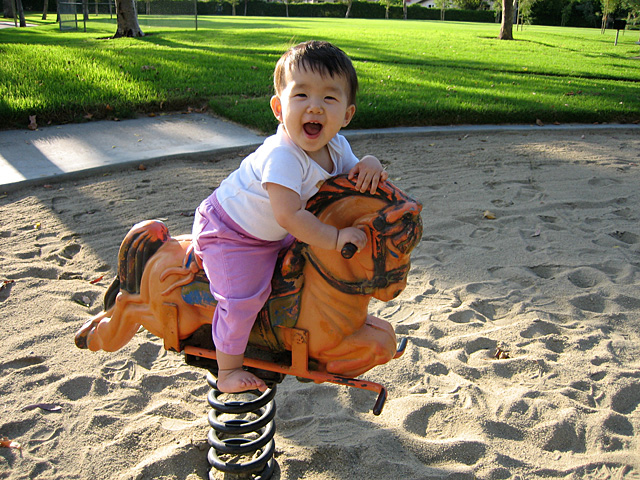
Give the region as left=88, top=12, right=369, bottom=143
left=1, top=14, right=638, bottom=131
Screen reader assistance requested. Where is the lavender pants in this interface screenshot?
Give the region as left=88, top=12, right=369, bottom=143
left=191, top=193, right=294, bottom=355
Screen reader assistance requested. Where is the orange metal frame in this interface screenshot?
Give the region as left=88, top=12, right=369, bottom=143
left=183, top=327, right=407, bottom=416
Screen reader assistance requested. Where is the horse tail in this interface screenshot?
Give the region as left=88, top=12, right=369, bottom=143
left=103, top=220, right=170, bottom=310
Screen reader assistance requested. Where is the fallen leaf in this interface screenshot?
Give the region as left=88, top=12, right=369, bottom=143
left=531, top=228, right=541, bottom=237
left=34, top=222, right=41, bottom=230
left=493, top=348, right=510, bottom=360
left=138, top=164, right=146, bottom=171
left=28, top=115, right=37, bottom=130
left=0, top=436, right=21, bottom=449
left=483, top=210, right=496, bottom=220
left=89, top=275, right=104, bottom=284
left=21, top=403, right=62, bottom=412
left=1, top=279, right=15, bottom=291
left=74, top=298, right=90, bottom=307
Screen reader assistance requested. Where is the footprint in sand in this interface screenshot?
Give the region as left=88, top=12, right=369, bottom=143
left=567, top=267, right=606, bottom=289
left=57, top=375, right=95, bottom=401
left=586, top=410, right=634, bottom=452
left=608, top=378, right=640, bottom=415
left=448, top=309, right=487, bottom=324
left=527, top=408, right=583, bottom=452
left=520, top=319, right=561, bottom=339
left=0, top=355, right=47, bottom=372
left=608, top=231, right=639, bottom=245
left=569, top=293, right=607, bottom=313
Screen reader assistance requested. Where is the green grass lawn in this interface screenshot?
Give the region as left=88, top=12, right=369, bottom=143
left=1, top=14, right=639, bottom=132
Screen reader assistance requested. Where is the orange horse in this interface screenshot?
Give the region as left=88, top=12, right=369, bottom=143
left=75, top=176, right=422, bottom=411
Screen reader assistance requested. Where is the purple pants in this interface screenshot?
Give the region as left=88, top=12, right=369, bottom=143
left=191, top=193, right=294, bottom=355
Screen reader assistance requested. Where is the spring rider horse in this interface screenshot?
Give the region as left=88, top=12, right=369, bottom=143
left=75, top=174, right=422, bottom=478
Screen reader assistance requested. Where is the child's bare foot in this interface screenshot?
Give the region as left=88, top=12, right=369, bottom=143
left=217, top=368, right=267, bottom=393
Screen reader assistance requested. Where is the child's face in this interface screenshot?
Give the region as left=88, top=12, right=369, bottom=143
left=270, top=64, right=356, bottom=161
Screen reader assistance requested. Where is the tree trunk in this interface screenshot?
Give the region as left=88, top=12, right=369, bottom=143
left=16, top=0, right=26, bottom=27
left=42, top=0, right=48, bottom=20
left=114, top=0, right=143, bottom=37
left=498, top=0, right=514, bottom=40
left=345, top=0, right=352, bottom=18
left=403, top=0, right=407, bottom=19
left=4, top=0, right=14, bottom=18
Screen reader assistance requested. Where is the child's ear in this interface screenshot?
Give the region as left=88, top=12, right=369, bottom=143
left=270, top=95, right=283, bottom=121
left=343, top=104, right=356, bottom=127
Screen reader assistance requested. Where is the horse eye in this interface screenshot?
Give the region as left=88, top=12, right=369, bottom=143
left=373, top=217, right=386, bottom=231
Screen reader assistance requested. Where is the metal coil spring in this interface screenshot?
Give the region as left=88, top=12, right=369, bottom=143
left=206, top=372, right=277, bottom=480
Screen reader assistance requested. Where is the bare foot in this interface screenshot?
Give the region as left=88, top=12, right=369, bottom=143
left=216, top=368, right=267, bottom=393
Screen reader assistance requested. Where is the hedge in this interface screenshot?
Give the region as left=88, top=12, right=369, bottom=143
left=21, top=0, right=495, bottom=23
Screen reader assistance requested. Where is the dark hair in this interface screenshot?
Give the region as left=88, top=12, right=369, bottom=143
left=273, top=41, right=359, bottom=106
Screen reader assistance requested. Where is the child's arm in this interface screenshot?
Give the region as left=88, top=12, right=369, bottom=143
left=348, top=155, right=389, bottom=194
left=265, top=183, right=367, bottom=251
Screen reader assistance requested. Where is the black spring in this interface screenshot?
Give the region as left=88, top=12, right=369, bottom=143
left=206, top=372, right=277, bottom=480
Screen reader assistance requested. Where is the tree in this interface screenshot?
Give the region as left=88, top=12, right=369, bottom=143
left=434, top=0, right=452, bottom=20
left=3, top=0, right=27, bottom=26
left=345, top=0, right=353, bottom=17
left=498, top=0, right=515, bottom=39
left=15, top=0, right=26, bottom=26
left=600, top=0, right=618, bottom=29
left=383, top=0, right=402, bottom=19
left=114, top=0, right=143, bottom=37
left=517, top=0, right=538, bottom=28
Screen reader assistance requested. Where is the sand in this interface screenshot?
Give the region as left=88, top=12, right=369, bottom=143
left=1, top=127, right=639, bottom=480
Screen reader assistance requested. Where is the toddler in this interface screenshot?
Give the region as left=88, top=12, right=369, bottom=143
left=192, top=40, right=388, bottom=393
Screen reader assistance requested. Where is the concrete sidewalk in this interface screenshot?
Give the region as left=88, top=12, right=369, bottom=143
left=2, top=113, right=638, bottom=193
left=0, top=113, right=266, bottom=192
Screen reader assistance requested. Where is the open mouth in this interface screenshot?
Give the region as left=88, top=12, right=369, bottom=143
left=303, top=122, right=323, bottom=137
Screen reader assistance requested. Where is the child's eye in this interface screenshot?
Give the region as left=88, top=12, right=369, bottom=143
left=325, top=96, right=338, bottom=102
left=294, top=93, right=307, bottom=98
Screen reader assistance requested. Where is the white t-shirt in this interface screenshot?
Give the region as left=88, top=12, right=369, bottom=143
left=214, top=125, right=360, bottom=241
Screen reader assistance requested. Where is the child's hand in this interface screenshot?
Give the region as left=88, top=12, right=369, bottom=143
left=348, top=155, right=389, bottom=194
left=337, top=227, right=367, bottom=252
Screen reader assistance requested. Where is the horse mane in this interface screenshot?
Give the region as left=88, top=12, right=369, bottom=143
left=104, top=221, right=169, bottom=310
left=306, top=174, right=409, bottom=216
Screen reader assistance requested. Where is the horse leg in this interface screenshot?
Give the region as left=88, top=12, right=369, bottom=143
left=320, top=315, right=397, bottom=378
left=75, top=308, right=115, bottom=350
left=79, top=292, right=154, bottom=352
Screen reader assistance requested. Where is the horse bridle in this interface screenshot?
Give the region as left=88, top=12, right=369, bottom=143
left=301, top=175, right=422, bottom=296
left=303, top=204, right=420, bottom=296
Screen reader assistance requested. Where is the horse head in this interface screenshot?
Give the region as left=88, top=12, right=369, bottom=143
left=303, top=175, right=422, bottom=302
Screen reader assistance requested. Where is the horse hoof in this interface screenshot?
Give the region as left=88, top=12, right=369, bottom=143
left=75, top=329, right=89, bottom=349
left=74, top=319, right=96, bottom=349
